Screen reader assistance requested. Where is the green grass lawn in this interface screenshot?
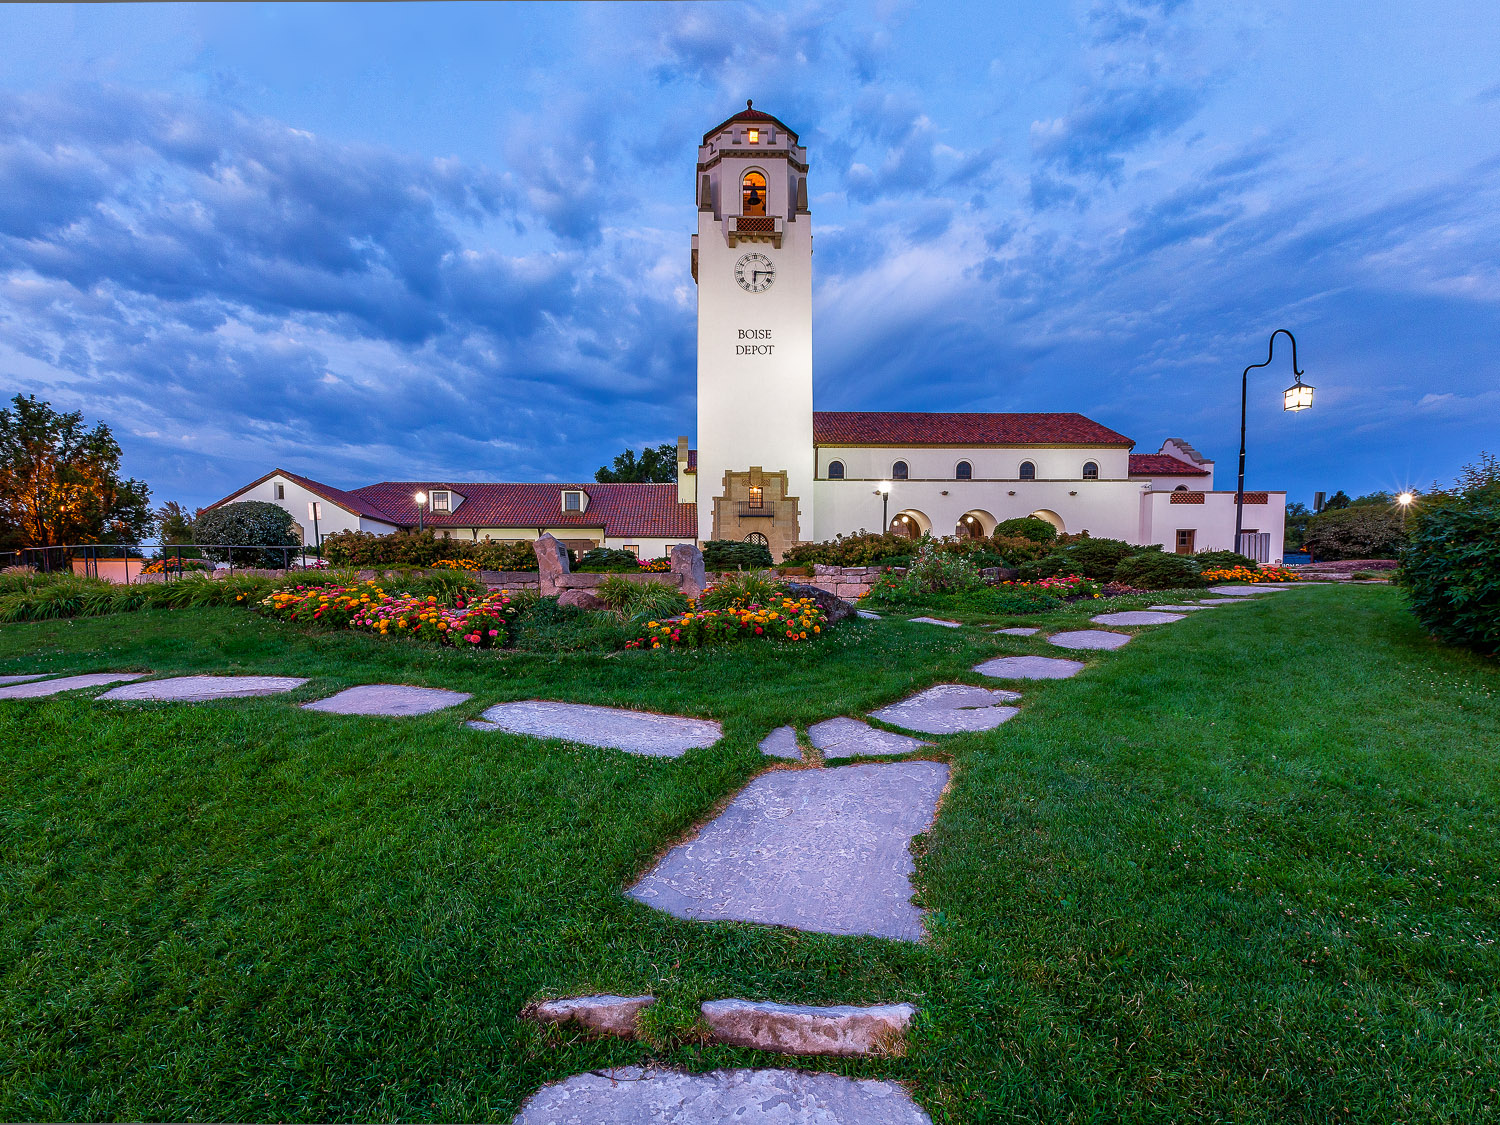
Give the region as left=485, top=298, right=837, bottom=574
left=1, top=586, right=1497, bottom=1122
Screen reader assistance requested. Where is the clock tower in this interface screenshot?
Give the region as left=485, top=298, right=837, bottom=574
left=692, top=101, right=815, bottom=553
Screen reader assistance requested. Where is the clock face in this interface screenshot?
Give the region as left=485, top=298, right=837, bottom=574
left=734, top=252, right=776, bottom=293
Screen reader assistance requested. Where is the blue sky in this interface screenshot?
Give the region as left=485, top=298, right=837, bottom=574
left=1, top=1, right=1497, bottom=511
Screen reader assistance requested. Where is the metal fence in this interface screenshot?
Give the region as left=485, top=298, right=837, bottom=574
left=3, top=542, right=325, bottom=583
left=1237, top=531, right=1272, bottom=563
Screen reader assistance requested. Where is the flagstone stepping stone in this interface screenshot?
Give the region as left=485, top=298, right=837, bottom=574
left=869, top=684, right=1020, bottom=735
left=97, top=676, right=307, bottom=702
left=908, top=616, right=961, bottom=627
left=974, top=655, right=1084, bottom=680
left=0, top=672, right=147, bottom=699
left=1149, top=604, right=1207, bottom=611
left=758, top=725, right=802, bottom=761
left=512, top=1066, right=932, bottom=1124
left=857, top=609, right=881, bottom=619
left=993, top=626, right=1040, bottom=635
left=302, top=684, right=471, bottom=716
left=527, top=994, right=654, bottom=1038
left=1091, top=610, right=1186, bottom=626
left=1206, top=585, right=1279, bottom=596
left=1049, top=630, right=1131, bottom=651
left=1195, top=597, right=1252, bottom=605
left=469, top=700, right=720, bottom=758
left=627, top=760, right=948, bottom=941
left=700, top=999, right=916, bottom=1058
left=0, top=674, right=49, bottom=685
left=808, top=717, right=932, bottom=758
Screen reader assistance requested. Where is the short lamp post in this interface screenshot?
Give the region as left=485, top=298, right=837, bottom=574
left=1397, top=490, right=1415, bottom=526
left=415, top=491, right=427, bottom=534
left=875, top=480, right=892, bottom=533
left=1237, top=329, right=1314, bottom=550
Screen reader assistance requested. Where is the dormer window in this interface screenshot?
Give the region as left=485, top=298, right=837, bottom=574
left=562, top=490, right=583, bottom=512
left=742, top=171, right=767, bottom=216
left=429, top=490, right=451, bottom=512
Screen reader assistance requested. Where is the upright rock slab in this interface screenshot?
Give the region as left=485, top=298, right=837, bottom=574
left=670, top=543, right=707, bottom=600
left=512, top=1066, right=932, bottom=1124
left=533, top=533, right=572, bottom=596
left=629, top=761, right=948, bottom=941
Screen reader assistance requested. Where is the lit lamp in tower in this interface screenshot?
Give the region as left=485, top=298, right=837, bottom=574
left=415, top=491, right=427, bottom=534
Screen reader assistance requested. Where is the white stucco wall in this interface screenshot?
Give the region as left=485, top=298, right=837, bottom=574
left=817, top=445, right=1132, bottom=483
left=1139, top=491, right=1286, bottom=558
left=219, top=475, right=378, bottom=544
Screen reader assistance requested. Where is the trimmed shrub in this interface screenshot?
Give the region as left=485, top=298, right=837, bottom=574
left=321, top=530, right=539, bottom=571
left=1113, top=552, right=1205, bottom=590
left=1302, top=506, right=1406, bottom=560
left=993, top=516, right=1058, bottom=543
left=987, top=534, right=1051, bottom=564
left=469, top=539, right=540, bottom=571
left=575, top=547, right=641, bottom=572
left=703, top=539, right=775, bottom=571
left=193, top=501, right=300, bottom=567
left=1400, top=494, right=1500, bottom=654
left=782, top=531, right=920, bottom=567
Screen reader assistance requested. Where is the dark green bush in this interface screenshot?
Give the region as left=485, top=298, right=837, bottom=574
left=782, top=531, right=920, bottom=566
left=1302, top=506, right=1406, bottom=560
left=993, top=516, right=1058, bottom=543
left=193, top=501, right=300, bottom=567
left=1017, top=555, right=1069, bottom=582
left=703, top=539, right=775, bottom=571
left=1021, top=536, right=1136, bottom=581
left=322, top=530, right=539, bottom=571
left=575, top=547, right=642, bottom=572
left=1113, top=552, right=1205, bottom=590
left=1193, top=549, right=1262, bottom=571
left=1399, top=494, right=1500, bottom=654
left=469, top=539, right=540, bottom=571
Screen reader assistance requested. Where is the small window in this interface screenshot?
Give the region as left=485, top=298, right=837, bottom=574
left=1083, top=462, right=1099, bottom=480
left=742, top=171, right=767, bottom=216
left=430, top=490, right=451, bottom=512
left=955, top=461, right=972, bottom=480
left=274, top=483, right=285, bottom=500
left=827, top=460, right=845, bottom=480
left=747, top=128, right=759, bottom=144
left=744, top=532, right=768, bottom=546
left=892, top=460, right=909, bottom=480
left=563, top=491, right=582, bottom=512
left=622, top=544, right=640, bottom=557
left=1176, top=529, right=1196, bottom=555
left=1019, top=461, right=1036, bottom=480
left=747, top=485, right=764, bottom=509
left=1174, top=484, right=1189, bottom=492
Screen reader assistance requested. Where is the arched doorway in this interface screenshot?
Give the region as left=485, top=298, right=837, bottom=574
left=956, top=509, right=996, bottom=539
left=889, top=509, right=931, bottom=540
left=1029, top=508, right=1065, bottom=534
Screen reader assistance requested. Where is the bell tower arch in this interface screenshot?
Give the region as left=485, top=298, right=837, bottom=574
left=692, top=101, right=814, bottom=554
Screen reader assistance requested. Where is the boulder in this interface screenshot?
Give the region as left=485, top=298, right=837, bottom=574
left=670, top=543, right=707, bottom=600
left=559, top=588, right=609, bottom=612
left=526, top=994, right=655, bottom=1038
left=533, top=533, right=572, bottom=596
left=783, top=581, right=855, bottom=624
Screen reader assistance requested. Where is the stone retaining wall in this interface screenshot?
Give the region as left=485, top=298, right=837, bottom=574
left=801, top=564, right=884, bottom=601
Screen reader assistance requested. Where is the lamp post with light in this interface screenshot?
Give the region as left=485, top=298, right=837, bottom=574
left=874, top=480, right=892, bottom=533
left=1397, top=491, right=1415, bottom=526
left=415, top=491, right=428, bottom=534
left=1236, top=329, right=1314, bottom=550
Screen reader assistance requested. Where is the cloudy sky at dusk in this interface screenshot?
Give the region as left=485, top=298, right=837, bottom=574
left=1, top=1, right=1497, bottom=511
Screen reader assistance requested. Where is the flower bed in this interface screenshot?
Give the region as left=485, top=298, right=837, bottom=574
left=1010, top=573, right=1102, bottom=599
left=637, top=557, right=674, bottom=573
left=141, top=557, right=212, bottom=575
left=626, top=595, right=829, bottom=649
left=259, top=581, right=516, bottom=648
left=1201, top=565, right=1300, bottom=583
left=431, top=558, right=480, bottom=572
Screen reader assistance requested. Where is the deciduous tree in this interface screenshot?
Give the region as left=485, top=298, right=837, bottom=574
left=594, top=443, right=678, bottom=483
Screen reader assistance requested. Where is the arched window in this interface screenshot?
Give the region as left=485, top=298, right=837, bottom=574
left=744, top=532, right=768, bottom=546
left=827, top=460, right=845, bottom=480
left=1174, top=484, right=1189, bottom=492
left=1083, top=461, right=1099, bottom=480
left=741, top=171, right=767, bottom=216
left=955, top=460, right=972, bottom=480
left=891, top=460, right=909, bottom=480
left=1019, top=461, right=1036, bottom=480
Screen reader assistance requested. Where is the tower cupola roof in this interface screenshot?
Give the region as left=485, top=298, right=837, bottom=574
left=702, top=99, right=800, bottom=144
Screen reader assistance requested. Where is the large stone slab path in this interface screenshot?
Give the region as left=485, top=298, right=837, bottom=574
left=304, top=684, right=471, bottom=716
left=98, top=676, right=307, bottom=702
left=808, top=717, right=933, bottom=758
left=468, top=700, right=721, bottom=757
left=1048, top=630, right=1131, bottom=651
left=0, top=673, right=146, bottom=699
left=512, top=1066, right=932, bottom=1124
left=975, top=654, right=1084, bottom=679
left=870, top=684, right=1020, bottom=735
left=0, top=674, right=49, bottom=685
left=1092, top=610, right=1186, bottom=626
left=628, top=760, right=948, bottom=941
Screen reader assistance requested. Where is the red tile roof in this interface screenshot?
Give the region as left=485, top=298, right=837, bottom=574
left=1128, top=454, right=1210, bottom=477
left=685, top=449, right=698, bottom=473
left=812, top=411, right=1134, bottom=447
left=350, top=482, right=697, bottom=539
left=703, top=100, right=800, bottom=144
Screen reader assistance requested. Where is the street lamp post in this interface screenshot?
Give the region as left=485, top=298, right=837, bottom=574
left=415, top=491, right=427, bottom=534
left=1397, top=491, right=1415, bottom=527
left=875, top=480, right=892, bottom=533
left=1236, top=329, right=1314, bottom=551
